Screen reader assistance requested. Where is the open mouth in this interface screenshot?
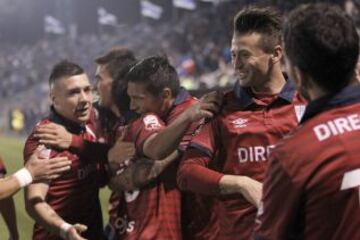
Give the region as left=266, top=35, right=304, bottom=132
left=75, top=106, right=90, bottom=116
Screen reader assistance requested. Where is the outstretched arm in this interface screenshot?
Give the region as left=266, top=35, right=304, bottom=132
left=0, top=151, right=70, bottom=200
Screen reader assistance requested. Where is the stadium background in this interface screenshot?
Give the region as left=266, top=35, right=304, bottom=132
left=0, top=0, right=354, bottom=238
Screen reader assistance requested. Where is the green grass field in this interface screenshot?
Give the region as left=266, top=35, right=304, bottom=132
left=0, top=136, right=111, bottom=239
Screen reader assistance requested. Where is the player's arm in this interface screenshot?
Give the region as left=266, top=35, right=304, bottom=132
left=178, top=147, right=262, bottom=207
left=25, top=183, right=88, bottom=240
left=253, top=152, right=301, bottom=239
left=143, top=91, right=223, bottom=160
left=218, top=175, right=262, bottom=207
left=0, top=196, right=18, bottom=239
left=34, top=122, right=111, bottom=163
left=0, top=167, right=19, bottom=240
left=34, top=123, right=134, bottom=165
left=0, top=153, right=70, bottom=200
left=109, top=151, right=179, bottom=191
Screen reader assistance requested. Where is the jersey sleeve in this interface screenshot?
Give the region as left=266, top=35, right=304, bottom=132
left=24, top=131, right=43, bottom=163
left=128, top=114, right=165, bottom=156
left=177, top=120, right=224, bottom=195
left=253, top=148, right=302, bottom=240
left=70, top=135, right=110, bottom=164
left=188, top=120, right=218, bottom=158
left=0, top=156, right=7, bottom=177
left=177, top=119, right=202, bottom=153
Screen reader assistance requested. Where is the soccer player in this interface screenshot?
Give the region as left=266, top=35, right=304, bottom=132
left=177, top=7, right=306, bottom=239
left=32, top=50, right=185, bottom=239
left=24, top=60, right=104, bottom=240
left=106, top=55, right=221, bottom=240
left=254, top=3, right=360, bottom=239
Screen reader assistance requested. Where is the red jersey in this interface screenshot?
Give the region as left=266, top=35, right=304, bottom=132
left=0, top=156, right=6, bottom=177
left=114, top=113, right=170, bottom=240
left=112, top=89, right=200, bottom=240
left=23, top=108, right=104, bottom=240
left=254, top=85, right=360, bottom=240
left=178, top=80, right=306, bottom=240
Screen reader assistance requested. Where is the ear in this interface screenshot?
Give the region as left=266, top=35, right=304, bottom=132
left=161, top=87, right=172, bottom=100
left=49, top=89, right=56, bottom=106
left=270, top=45, right=283, bottom=64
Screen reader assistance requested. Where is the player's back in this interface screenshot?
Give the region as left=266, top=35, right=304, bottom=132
left=278, top=87, right=360, bottom=239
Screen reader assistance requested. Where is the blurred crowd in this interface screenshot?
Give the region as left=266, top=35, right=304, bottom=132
left=0, top=0, right=356, bottom=134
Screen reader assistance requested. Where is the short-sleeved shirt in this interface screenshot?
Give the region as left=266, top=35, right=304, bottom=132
left=254, top=84, right=360, bottom=240
left=23, top=108, right=104, bottom=240
left=185, top=80, right=305, bottom=239
left=0, top=156, right=7, bottom=178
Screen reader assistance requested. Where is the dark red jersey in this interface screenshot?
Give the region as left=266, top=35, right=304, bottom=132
left=112, top=89, right=201, bottom=240
left=0, top=156, right=6, bottom=177
left=23, top=108, right=104, bottom=240
left=178, top=80, right=306, bottom=240
left=113, top=113, right=169, bottom=240
left=254, top=85, right=360, bottom=240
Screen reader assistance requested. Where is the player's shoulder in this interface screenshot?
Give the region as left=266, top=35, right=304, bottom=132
left=174, top=94, right=198, bottom=113
left=129, top=113, right=164, bottom=131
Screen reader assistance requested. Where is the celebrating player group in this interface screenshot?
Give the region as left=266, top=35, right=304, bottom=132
left=1, top=2, right=360, bottom=240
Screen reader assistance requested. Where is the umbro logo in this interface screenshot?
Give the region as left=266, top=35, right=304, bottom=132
left=232, top=118, right=248, bottom=128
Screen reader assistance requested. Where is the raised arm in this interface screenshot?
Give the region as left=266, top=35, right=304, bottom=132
left=34, top=123, right=111, bottom=163
left=143, top=91, right=223, bottom=160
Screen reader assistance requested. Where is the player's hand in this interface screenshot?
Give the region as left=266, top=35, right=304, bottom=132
left=66, top=224, right=88, bottom=240
left=108, top=133, right=135, bottom=168
left=26, top=147, right=71, bottom=181
left=237, top=176, right=262, bottom=208
left=184, top=90, right=224, bottom=122
left=34, top=123, right=73, bottom=150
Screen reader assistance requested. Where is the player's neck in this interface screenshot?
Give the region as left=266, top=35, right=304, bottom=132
left=251, top=69, right=286, bottom=95
left=162, top=98, right=175, bottom=118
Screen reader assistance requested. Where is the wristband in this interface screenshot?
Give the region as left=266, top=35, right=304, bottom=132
left=13, top=168, right=33, bottom=187
left=59, top=222, right=72, bottom=239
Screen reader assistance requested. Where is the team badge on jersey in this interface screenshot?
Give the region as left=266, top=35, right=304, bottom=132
left=294, top=105, right=306, bottom=122
left=143, top=115, right=162, bottom=131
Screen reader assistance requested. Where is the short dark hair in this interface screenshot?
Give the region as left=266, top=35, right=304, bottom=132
left=125, top=56, right=180, bottom=97
left=95, top=47, right=136, bottom=79
left=284, top=3, right=359, bottom=93
left=233, top=6, right=282, bottom=52
left=49, top=60, right=84, bottom=88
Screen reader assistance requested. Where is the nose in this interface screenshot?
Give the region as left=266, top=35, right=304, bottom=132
left=79, top=89, right=91, bottom=103
left=233, top=56, right=243, bottom=70
left=129, top=99, right=137, bottom=111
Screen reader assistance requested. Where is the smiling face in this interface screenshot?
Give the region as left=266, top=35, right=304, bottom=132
left=231, top=32, right=273, bottom=88
left=50, top=73, right=93, bottom=124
